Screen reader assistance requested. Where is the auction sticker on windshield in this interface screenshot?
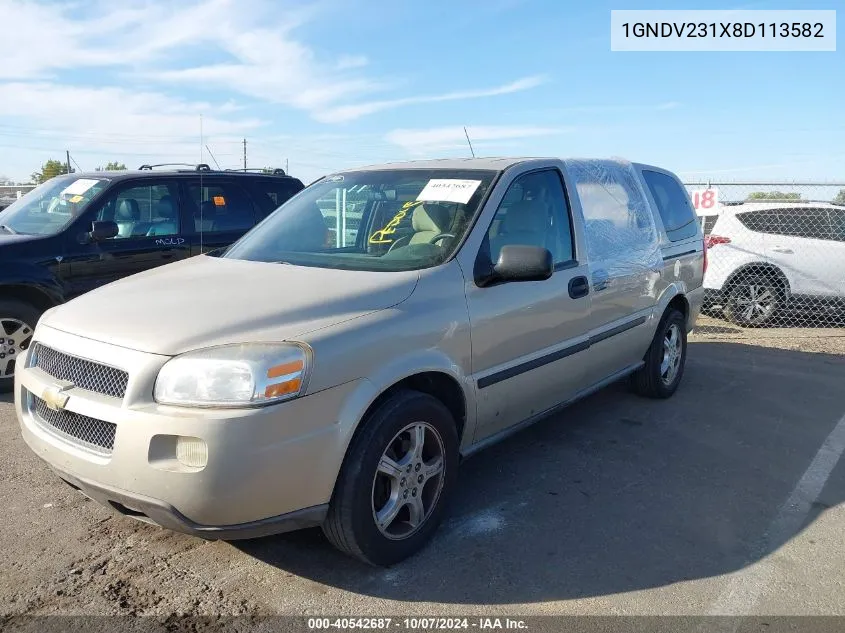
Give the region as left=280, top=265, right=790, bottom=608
left=60, top=179, right=101, bottom=197
left=417, top=179, right=481, bottom=204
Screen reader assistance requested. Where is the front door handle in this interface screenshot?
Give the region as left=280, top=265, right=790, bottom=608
left=569, top=275, right=590, bottom=299
left=772, top=247, right=794, bottom=254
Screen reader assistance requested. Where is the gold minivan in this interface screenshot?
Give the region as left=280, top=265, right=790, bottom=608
left=16, top=158, right=704, bottom=565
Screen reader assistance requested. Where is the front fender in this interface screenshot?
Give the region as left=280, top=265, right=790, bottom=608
left=0, top=262, right=65, bottom=305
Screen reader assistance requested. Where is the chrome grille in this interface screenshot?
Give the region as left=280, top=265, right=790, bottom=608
left=31, top=343, right=128, bottom=399
left=32, top=394, right=116, bottom=455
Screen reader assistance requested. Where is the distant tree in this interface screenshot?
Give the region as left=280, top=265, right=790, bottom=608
left=95, top=161, right=127, bottom=171
left=834, top=188, right=845, bottom=205
left=30, top=159, right=70, bottom=184
left=747, top=191, right=801, bottom=201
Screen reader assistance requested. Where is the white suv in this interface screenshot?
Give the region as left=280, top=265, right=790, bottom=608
left=700, top=202, right=845, bottom=326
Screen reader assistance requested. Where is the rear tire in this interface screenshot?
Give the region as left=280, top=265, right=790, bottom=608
left=0, top=299, right=40, bottom=394
left=322, top=390, right=459, bottom=566
left=724, top=273, right=783, bottom=327
left=632, top=309, right=687, bottom=399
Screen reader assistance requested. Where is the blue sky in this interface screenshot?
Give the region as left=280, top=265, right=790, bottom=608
left=0, top=0, right=842, bottom=184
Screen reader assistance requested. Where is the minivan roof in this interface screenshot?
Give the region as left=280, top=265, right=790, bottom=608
left=339, top=157, right=643, bottom=173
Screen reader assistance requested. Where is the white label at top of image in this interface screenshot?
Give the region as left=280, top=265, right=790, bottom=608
left=611, top=10, right=836, bottom=52
left=417, top=179, right=482, bottom=204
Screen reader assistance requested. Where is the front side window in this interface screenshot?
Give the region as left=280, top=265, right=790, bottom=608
left=0, top=175, right=109, bottom=236
left=641, top=170, right=699, bottom=242
left=96, top=183, right=180, bottom=239
left=485, top=169, right=574, bottom=266
left=223, top=169, right=497, bottom=272
left=188, top=182, right=255, bottom=233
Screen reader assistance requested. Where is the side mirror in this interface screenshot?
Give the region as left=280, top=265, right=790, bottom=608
left=90, top=220, right=118, bottom=241
left=476, top=244, right=554, bottom=286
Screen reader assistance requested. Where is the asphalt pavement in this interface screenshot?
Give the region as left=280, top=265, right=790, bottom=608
left=1, top=335, right=845, bottom=618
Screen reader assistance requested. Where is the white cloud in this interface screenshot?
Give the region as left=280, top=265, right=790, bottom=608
left=336, top=55, right=369, bottom=70
left=315, top=76, right=548, bottom=124
left=385, top=125, right=566, bottom=155
left=0, top=0, right=544, bottom=123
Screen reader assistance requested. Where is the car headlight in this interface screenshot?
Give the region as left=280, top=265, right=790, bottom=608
left=154, top=343, right=310, bottom=408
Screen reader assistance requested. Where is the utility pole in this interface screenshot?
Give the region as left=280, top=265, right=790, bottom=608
left=243, top=138, right=247, bottom=170
left=285, top=158, right=289, bottom=174
left=66, top=150, right=72, bottom=174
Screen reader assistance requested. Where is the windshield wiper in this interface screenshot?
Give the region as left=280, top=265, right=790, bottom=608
left=0, top=224, right=18, bottom=235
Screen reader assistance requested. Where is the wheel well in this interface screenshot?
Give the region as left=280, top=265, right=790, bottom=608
left=359, top=372, right=467, bottom=443
left=725, top=264, right=790, bottom=294
left=0, top=284, right=56, bottom=313
left=666, top=294, right=688, bottom=320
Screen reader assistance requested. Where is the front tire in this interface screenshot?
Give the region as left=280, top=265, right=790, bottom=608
left=0, top=299, right=40, bottom=394
left=632, top=309, right=687, bottom=399
left=323, top=390, right=459, bottom=566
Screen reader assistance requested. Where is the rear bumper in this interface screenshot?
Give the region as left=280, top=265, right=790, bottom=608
left=51, top=465, right=328, bottom=540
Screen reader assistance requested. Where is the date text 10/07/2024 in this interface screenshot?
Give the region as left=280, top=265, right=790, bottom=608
left=307, top=617, right=528, bottom=630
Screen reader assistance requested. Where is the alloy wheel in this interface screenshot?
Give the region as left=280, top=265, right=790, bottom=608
left=0, top=317, right=33, bottom=378
left=371, top=422, right=446, bottom=540
left=660, top=323, right=683, bottom=386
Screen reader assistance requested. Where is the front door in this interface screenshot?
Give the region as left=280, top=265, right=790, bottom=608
left=64, top=180, right=190, bottom=298
left=764, top=207, right=843, bottom=298
left=464, top=168, right=592, bottom=442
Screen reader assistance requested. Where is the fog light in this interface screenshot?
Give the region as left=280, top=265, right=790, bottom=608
left=176, top=437, right=208, bottom=469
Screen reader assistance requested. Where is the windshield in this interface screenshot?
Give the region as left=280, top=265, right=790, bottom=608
left=0, top=175, right=109, bottom=236
left=223, top=169, right=497, bottom=271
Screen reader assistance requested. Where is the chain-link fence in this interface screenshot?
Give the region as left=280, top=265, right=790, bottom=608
left=682, top=181, right=845, bottom=336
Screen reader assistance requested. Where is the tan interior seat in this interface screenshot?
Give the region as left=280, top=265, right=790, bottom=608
left=410, top=204, right=452, bottom=245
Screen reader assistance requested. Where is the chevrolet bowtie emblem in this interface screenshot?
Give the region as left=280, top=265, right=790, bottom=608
left=41, top=384, right=72, bottom=411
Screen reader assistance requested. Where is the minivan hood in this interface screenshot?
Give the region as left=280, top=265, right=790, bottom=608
left=43, top=256, right=419, bottom=355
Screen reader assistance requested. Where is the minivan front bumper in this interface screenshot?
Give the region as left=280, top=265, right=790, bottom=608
left=15, top=325, right=374, bottom=538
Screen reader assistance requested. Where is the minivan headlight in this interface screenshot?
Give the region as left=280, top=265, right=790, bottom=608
left=154, top=343, right=310, bottom=408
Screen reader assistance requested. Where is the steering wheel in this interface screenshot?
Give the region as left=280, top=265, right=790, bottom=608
left=428, top=233, right=455, bottom=245
left=386, top=234, right=411, bottom=253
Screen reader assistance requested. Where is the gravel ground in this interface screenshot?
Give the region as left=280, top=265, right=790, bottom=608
left=1, top=326, right=845, bottom=622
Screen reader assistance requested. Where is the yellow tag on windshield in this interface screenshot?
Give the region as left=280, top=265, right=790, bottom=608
left=69, top=195, right=84, bottom=204
left=369, top=200, right=423, bottom=244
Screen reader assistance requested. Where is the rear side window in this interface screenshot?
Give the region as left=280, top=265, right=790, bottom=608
left=251, top=179, right=303, bottom=215
left=829, top=209, right=845, bottom=242
left=641, top=170, right=699, bottom=242
left=738, top=208, right=835, bottom=240
left=564, top=159, right=658, bottom=265
left=188, top=182, right=256, bottom=233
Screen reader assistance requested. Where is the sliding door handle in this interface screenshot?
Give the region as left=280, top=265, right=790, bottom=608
left=569, top=275, right=590, bottom=299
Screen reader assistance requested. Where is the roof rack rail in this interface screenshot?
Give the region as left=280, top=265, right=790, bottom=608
left=138, top=163, right=212, bottom=171
left=723, top=199, right=843, bottom=206
left=225, top=167, right=287, bottom=176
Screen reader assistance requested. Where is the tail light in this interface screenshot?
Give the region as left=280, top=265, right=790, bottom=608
left=702, top=235, right=730, bottom=275
left=704, top=235, right=731, bottom=249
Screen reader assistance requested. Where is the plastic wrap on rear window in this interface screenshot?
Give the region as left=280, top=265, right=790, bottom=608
left=564, top=158, right=661, bottom=276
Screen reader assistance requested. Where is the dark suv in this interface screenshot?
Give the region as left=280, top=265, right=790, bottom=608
left=0, top=164, right=304, bottom=390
